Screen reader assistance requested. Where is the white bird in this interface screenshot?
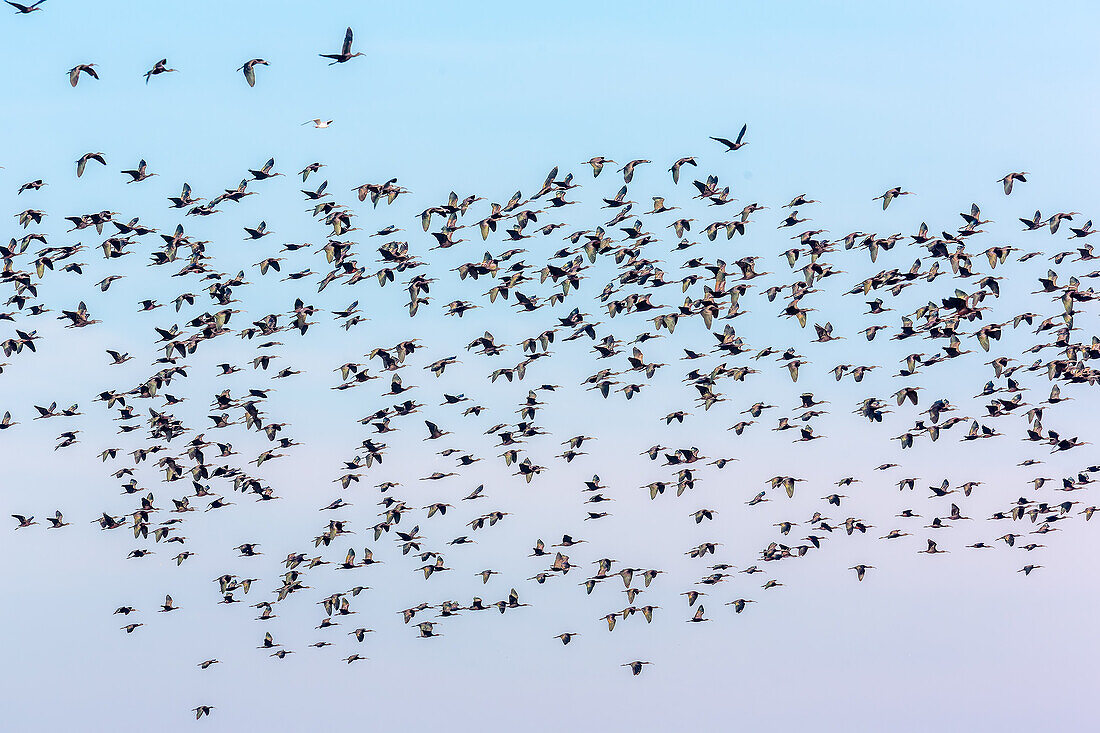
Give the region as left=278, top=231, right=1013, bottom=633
left=303, top=119, right=334, bottom=128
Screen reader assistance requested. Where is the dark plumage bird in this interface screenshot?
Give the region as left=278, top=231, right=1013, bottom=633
left=238, top=58, right=269, bottom=87
left=6, top=1, right=46, bottom=13
left=76, top=152, right=107, bottom=177
left=143, top=59, right=177, bottom=83
left=68, top=64, right=98, bottom=87
left=320, top=27, right=364, bottom=65
left=711, top=124, right=748, bottom=151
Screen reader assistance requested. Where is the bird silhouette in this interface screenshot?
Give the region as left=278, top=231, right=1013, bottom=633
left=320, top=27, right=364, bottom=65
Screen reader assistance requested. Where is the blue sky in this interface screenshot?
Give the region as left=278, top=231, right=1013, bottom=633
left=2, top=2, right=1100, bottom=731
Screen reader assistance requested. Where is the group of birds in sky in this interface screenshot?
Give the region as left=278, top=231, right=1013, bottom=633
left=62, top=19, right=362, bottom=90
left=4, top=6, right=1100, bottom=723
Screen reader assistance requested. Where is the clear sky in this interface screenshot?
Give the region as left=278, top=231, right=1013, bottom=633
left=2, top=1, right=1100, bottom=731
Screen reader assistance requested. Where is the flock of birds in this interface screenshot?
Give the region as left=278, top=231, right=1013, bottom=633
left=4, top=9, right=1100, bottom=723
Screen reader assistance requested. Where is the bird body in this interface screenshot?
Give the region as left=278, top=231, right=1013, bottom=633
left=144, top=59, right=177, bottom=83
left=320, top=27, right=364, bottom=64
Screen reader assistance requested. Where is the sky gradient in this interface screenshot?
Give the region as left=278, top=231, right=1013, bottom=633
left=2, top=2, right=1100, bottom=731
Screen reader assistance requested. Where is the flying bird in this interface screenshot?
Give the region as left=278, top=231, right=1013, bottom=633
left=711, top=124, right=748, bottom=151
left=143, top=59, right=177, bottom=83
left=320, top=27, right=364, bottom=65
left=68, top=64, right=98, bottom=87
left=238, top=58, right=269, bottom=87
